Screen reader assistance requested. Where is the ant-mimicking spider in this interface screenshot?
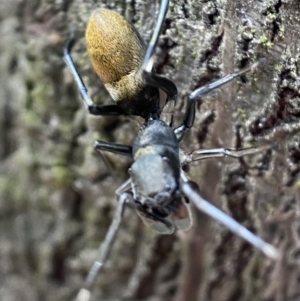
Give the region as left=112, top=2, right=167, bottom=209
left=64, top=1, right=280, bottom=300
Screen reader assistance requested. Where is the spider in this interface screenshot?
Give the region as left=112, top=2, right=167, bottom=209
left=64, top=1, right=279, bottom=300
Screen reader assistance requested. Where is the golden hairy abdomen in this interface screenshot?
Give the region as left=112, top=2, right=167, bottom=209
left=86, top=9, right=145, bottom=85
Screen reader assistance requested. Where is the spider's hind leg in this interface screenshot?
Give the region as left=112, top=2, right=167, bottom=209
left=64, top=33, right=126, bottom=116
left=174, top=60, right=264, bottom=141
left=142, top=0, right=178, bottom=114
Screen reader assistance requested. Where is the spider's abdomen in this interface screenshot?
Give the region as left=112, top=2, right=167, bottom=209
left=86, top=9, right=160, bottom=118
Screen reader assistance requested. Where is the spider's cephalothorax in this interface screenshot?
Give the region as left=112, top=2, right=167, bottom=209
left=129, top=119, right=191, bottom=234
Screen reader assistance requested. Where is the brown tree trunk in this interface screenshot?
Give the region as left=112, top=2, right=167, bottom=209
left=1, top=0, right=299, bottom=301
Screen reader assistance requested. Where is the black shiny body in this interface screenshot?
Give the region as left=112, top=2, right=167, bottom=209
left=133, top=119, right=180, bottom=158
left=129, top=119, right=187, bottom=233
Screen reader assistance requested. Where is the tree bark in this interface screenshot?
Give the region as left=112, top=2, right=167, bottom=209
left=1, top=0, right=299, bottom=301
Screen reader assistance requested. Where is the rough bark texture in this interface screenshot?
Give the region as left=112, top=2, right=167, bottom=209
left=1, top=0, right=300, bottom=301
